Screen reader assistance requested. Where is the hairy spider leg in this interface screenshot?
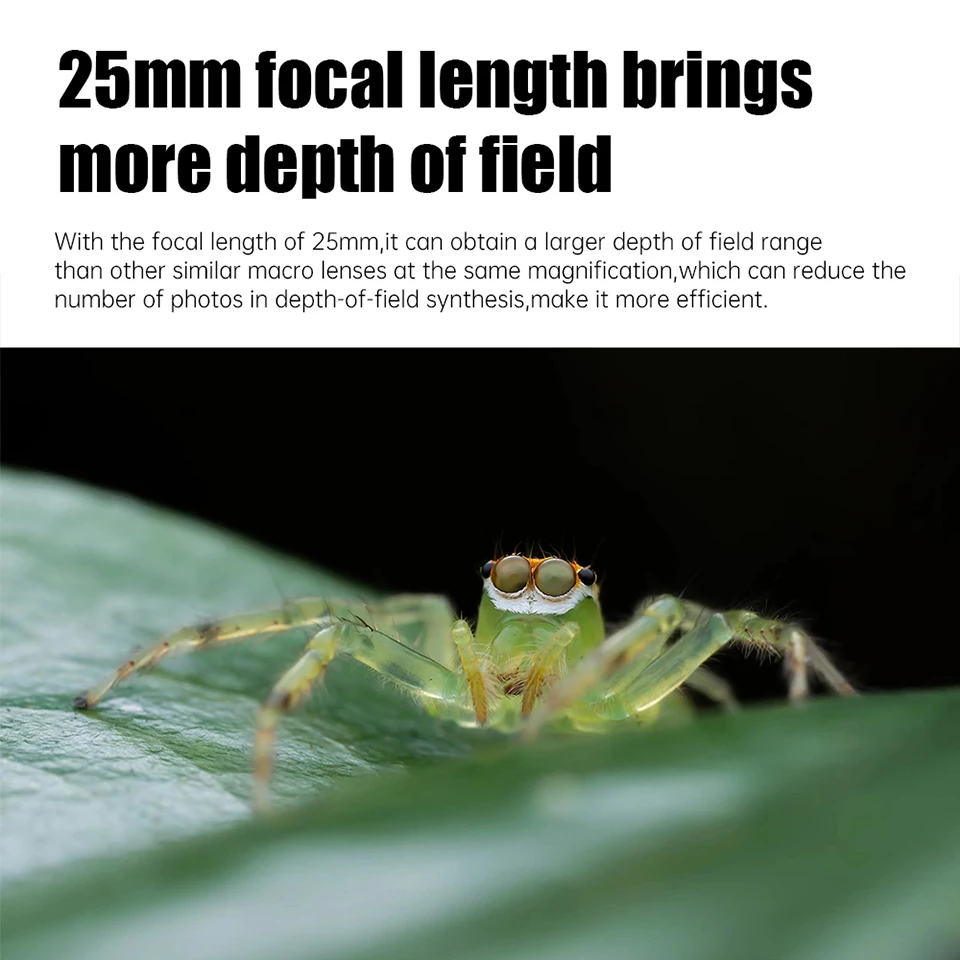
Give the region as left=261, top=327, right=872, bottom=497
left=674, top=600, right=855, bottom=700
left=520, top=622, right=580, bottom=717
left=252, top=616, right=464, bottom=811
left=451, top=619, right=489, bottom=723
left=74, top=594, right=458, bottom=710
left=805, top=643, right=857, bottom=698
left=530, top=598, right=856, bottom=732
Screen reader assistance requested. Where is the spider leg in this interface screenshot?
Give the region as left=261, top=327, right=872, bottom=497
left=805, top=639, right=857, bottom=698
left=684, top=666, right=740, bottom=711
left=711, top=607, right=856, bottom=700
left=362, top=594, right=459, bottom=668
left=526, top=598, right=855, bottom=733
left=74, top=597, right=339, bottom=709
left=603, top=612, right=738, bottom=716
left=74, top=594, right=458, bottom=709
left=640, top=599, right=855, bottom=701
left=520, top=622, right=580, bottom=718
left=452, top=619, right=490, bottom=723
left=521, top=597, right=684, bottom=736
left=602, top=606, right=855, bottom=717
left=253, top=616, right=462, bottom=811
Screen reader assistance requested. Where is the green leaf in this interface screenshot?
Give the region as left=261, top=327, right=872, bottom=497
left=0, top=468, right=477, bottom=881
left=3, top=469, right=959, bottom=960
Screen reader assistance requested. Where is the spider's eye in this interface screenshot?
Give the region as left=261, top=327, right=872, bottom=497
left=481, top=560, right=495, bottom=579
left=578, top=566, right=597, bottom=586
left=491, top=555, right=531, bottom=593
left=534, top=558, right=576, bottom=597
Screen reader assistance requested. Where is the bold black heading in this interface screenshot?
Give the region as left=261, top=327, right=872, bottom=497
left=58, top=50, right=814, bottom=195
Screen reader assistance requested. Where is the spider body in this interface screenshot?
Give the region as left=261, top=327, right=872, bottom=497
left=75, top=554, right=855, bottom=809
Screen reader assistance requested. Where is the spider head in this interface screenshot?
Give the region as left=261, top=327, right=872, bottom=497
left=475, top=554, right=603, bottom=653
left=479, top=555, right=598, bottom=615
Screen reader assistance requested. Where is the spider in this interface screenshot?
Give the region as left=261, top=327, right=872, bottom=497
left=74, top=554, right=856, bottom=810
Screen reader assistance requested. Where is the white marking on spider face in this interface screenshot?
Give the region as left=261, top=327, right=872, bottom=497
left=483, top=579, right=596, bottom=615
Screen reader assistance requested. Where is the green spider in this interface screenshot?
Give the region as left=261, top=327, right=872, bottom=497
left=74, top=553, right=856, bottom=810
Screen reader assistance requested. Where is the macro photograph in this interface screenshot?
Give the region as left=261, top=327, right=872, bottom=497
left=1, top=349, right=958, bottom=960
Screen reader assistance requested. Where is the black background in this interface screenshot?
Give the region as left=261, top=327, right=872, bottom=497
left=3, top=349, right=957, bottom=699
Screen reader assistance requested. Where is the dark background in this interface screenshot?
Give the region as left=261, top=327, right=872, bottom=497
left=3, top=350, right=957, bottom=699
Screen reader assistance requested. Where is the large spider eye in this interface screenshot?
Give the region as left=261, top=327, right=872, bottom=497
left=578, top=566, right=596, bottom=586
left=534, top=558, right=576, bottom=597
left=491, top=555, right=531, bottom=593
